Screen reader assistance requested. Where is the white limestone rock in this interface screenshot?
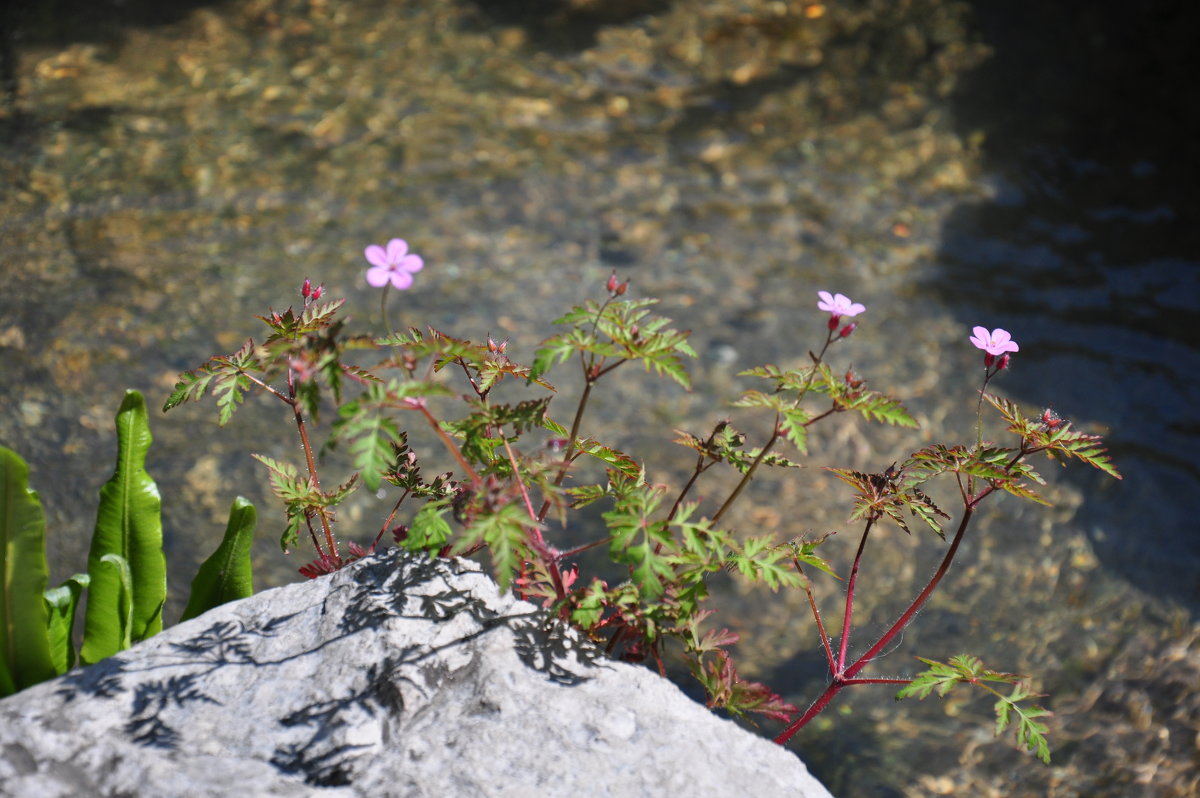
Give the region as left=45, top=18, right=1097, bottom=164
left=0, top=548, right=833, bottom=797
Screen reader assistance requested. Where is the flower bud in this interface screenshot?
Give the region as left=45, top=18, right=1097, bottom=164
left=983, top=353, right=996, bottom=368
left=1041, top=408, right=1063, bottom=429
left=302, top=278, right=312, bottom=298
left=839, top=322, right=857, bottom=338
left=607, top=272, right=619, bottom=293
left=996, top=354, right=1011, bottom=371
left=827, top=315, right=840, bottom=331
left=311, top=284, right=323, bottom=300
left=616, top=280, right=629, bottom=296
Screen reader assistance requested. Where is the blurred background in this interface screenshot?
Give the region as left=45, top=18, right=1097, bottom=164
left=1, top=1, right=1196, bottom=795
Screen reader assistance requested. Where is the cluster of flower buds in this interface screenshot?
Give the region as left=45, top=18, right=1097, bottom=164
left=1040, top=407, right=1064, bottom=430
left=301, top=278, right=324, bottom=304
left=607, top=271, right=629, bottom=296
left=984, top=353, right=1011, bottom=370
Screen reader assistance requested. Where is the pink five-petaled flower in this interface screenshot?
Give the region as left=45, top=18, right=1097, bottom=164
left=817, top=291, right=866, bottom=319
left=969, top=326, right=1020, bottom=356
left=365, top=238, right=424, bottom=290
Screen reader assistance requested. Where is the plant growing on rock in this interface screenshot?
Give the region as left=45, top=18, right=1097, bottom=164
left=1, top=391, right=257, bottom=697
left=164, top=242, right=1120, bottom=763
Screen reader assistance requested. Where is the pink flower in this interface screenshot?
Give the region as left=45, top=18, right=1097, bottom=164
left=969, top=326, right=1020, bottom=356
left=365, top=238, right=424, bottom=290
left=817, top=291, right=866, bottom=318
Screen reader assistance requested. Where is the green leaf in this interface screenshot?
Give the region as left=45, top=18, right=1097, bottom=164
left=163, top=340, right=260, bottom=426
left=779, top=407, right=811, bottom=454
left=180, top=498, right=257, bottom=622
left=0, top=447, right=57, bottom=695
left=44, top=573, right=89, bottom=675
left=403, top=500, right=454, bottom=556
left=896, top=654, right=1053, bottom=764
left=997, top=683, right=1053, bottom=764
left=96, top=554, right=135, bottom=653
left=81, top=391, right=167, bottom=665
left=333, top=394, right=401, bottom=493
left=453, top=503, right=538, bottom=590
left=739, top=363, right=819, bottom=393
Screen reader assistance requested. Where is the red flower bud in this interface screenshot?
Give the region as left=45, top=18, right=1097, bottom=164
left=607, top=272, right=619, bottom=293
left=827, top=315, right=840, bottom=331
left=839, top=322, right=857, bottom=338
left=302, top=278, right=312, bottom=298
left=996, top=354, right=1011, bottom=370
left=983, top=353, right=996, bottom=368
left=1041, top=408, right=1063, bottom=429
left=616, top=280, right=629, bottom=296
left=311, top=284, right=323, bottom=300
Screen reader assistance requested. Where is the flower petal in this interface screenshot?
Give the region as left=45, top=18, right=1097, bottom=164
left=389, top=270, right=414, bottom=290
left=366, top=266, right=391, bottom=287
left=386, top=239, right=409, bottom=261
left=365, top=245, right=389, bottom=268
left=399, top=254, right=424, bottom=274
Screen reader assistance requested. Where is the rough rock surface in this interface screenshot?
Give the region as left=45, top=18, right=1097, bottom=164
left=0, top=549, right=833, bottom=797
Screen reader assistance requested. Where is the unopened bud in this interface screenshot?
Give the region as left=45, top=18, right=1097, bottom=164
left=983, top=353, right=996, bottom=369
left=607, top=272, right=619, bottom=293
left=311, top=284, right=323, bottom=300
left=839, top=322, right=857, bottom=338
left=630, top=324, right=639, bottom=339
left=616, top=280, right=629, bottom=296
left=488, top=336, right=498, bottom=353
left=827, top=315, right=840, bottom=331
left=996, top=354, right=1011, bottom=371
left=1041, top=408, right=1063, bottom=429
left=302, top=278, right=312, bottom=298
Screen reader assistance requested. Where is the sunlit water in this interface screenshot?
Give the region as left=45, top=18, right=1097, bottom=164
left=1, top=1, right=1195, bottom=795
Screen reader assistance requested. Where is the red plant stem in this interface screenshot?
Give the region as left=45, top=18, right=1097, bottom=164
left=373, top=488, right=411, bottom=549
left=288, top=369, right=337, bottom=558
left=776, top=496, right=990, bottom=745
left=535, top=377, right=594, bottom=525
left=712, top=417, right=781, bottom=524
left=416, top=404, right=480, bottom=487
left=845, top=504, right=981, bottom=680
left=836, top=518, right=875, bottom=673
left=502, top=433, right=567, bottom=600
left=796, top=560, right=836, bottom=671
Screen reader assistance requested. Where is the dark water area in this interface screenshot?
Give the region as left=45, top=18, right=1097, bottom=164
left=1, top=2, right=1197, bottom=796
left=937, top=0, right=1200, bottom=613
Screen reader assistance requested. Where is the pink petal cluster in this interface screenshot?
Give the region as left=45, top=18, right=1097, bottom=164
left=365, top=238, right=424, bottom=290
left=969, top=326, right=1020, bottom=356
left=817, top=291, right=866, bottom=318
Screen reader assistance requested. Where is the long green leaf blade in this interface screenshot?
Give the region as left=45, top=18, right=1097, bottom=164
left=81, top=391, right=167, bottom=664
left=44, top=573, right=90, bottom=675
left=0, top=447, right=57, bottom=694
left=180, top=498, right=257, bottom=622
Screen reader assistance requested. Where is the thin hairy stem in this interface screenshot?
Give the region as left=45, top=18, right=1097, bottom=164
left=712, top=418, right=780, bottom=524
left=844, top=507, right=975, bottom=681
left=795, top=560, right=836, bottom=673
left=414, top=403, right=481, bottom=487
left=836, top=518, right=875, bottom=673
left=288, top=368, right=336, bottom=557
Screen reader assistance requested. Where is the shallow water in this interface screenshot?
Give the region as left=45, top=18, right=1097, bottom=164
left=1, top=1, right=1196, bottom=796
